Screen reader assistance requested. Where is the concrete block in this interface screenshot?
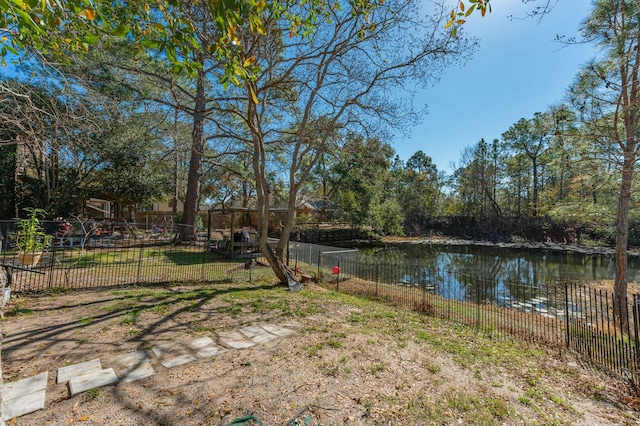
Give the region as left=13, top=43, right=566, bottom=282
left=261, top=324, right=295, bottom=337
left=68, top=368, right=118, bottom=396
left=2, top=390, right=46, bottom=421
left=4, top=372, right=48, bottom=401
left=221, top=339, right=255, bottom=349
left=105, top=351, right=154, bottom=382
left=120, top=362, right=155, bottom=382
left=197, top=346, right=227, bottom=358
left=57, top=359, right=102, bottom=383
left=189, top=336, right=215, bottom=350
left=240, top=325, right=279, bottom=343
left=107, top=350, right=149, bottom=369
left=250, top=332, right=279, bottom=344
left=239, top=325, right=265, bottom=339
left=160, top=354, right=197, bottom=368
left=218, top=331, right=256, bottom=349
left=152, top=342, right=184, bottom=359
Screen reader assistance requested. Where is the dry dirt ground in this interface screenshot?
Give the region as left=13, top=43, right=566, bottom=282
left=2, top=280, right=639, bottom=426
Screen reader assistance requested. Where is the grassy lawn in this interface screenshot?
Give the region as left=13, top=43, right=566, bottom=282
left=3, top=279, right=637, bottom=425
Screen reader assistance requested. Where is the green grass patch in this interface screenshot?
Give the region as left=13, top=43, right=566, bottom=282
left=121, top=309, right=141, bottom=325
left=218, top=304, right=242, bottom=317
left=189, top=321, right=214, bottom=334
left=10, top=305, right=35, bottom=316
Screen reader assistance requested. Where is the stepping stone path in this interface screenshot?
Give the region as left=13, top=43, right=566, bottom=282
left=106, top=350, right=155, bottom=382
left=2, top=372, right=48, bottom=421
left=1, top=323, right=294, bottom=421
left=152, top=342, right=198, bottom=368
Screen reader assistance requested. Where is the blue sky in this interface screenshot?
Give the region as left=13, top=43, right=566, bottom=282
left=1, top=0, right=594, bottom=177
left=397, top=0, right=596, bottom=174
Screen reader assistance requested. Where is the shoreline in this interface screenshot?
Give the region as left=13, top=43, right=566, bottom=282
left=380, top=235, right=640, bottom=257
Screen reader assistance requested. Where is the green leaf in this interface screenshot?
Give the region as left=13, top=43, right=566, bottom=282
left=112, top=25, right=130, bottom=37
left=465, top=4, right=476, bottom=17
left=14, top=8, right=41, bottom=32
left=166, top=44, right=176, bottom=63
left=220, top=73, right=229, bottom=88
left=83, top=34, right=99, bottom=44
left=141, top=39, right=161, bottom=49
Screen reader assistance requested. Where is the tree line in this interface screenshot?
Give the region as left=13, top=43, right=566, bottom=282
left=1, top=0, right=478, bottom=285
left=1, top=0, right=638, bottom=309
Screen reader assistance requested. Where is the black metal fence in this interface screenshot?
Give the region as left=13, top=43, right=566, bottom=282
left=287, top=242, right=640, bottom=388
left=0, top=220, right=275, bottom=291
left=3, top=222, right=640, bottom=388
left=286, top=227, right=371, bottom=244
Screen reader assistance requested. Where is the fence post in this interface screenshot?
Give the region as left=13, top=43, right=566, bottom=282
left=47, top=244, right=57, bottom=290
left=375, top=263, right=379, bottom=297
left=136, top=243, right=144, bottom=283
left=201, top=244, right=206, bottom=282
left=476, top=277, right=481, bottom=330
left=634, top=294, right=640, bottom=374
left=317, top=251, right=322, bottom=283
left=564, top=282, right=570, bottom=349
left=421, top=270, right=427, bottom=310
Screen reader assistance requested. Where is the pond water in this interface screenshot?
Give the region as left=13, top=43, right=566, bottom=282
left=347, top=243, right=640, bottom=313
left=359, top=243, right=640, bottom=285
left=291, top=240, right=640, bottom=313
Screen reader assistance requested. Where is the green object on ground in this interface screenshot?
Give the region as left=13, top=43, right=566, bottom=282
left=228, top=414, right=264, bottom=425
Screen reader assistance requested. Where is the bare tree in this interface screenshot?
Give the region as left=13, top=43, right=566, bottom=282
left=214, top=0, right=476, bottom=285
left=0, top=79, right=101, bottom=216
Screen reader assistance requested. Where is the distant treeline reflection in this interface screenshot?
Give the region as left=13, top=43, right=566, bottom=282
left=357, top=243, right=640, bottom=295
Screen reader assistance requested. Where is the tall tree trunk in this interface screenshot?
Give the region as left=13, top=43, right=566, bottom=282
left=0, top=266, right=6, bottom=426
left=171, top=110, right=180, bottom=215
left=612, top=18, right=639, bottom=331
left=180, top=56, right=206, bottom=241
left=253, top=149, right=289, bottom=285
left=531, top=156, right=538, bottom=217
left=614, top=151, right=634, bottom=331
left=276, top=184, right=298, bottom=261
left=247, top=82, right=289, bottom=286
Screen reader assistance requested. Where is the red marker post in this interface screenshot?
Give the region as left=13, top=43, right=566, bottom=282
left=332, top=264, right=340, bottom=290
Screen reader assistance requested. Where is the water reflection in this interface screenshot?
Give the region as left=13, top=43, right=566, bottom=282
left=361, top=243, right=640, bottom=282
left=358, top=243, right=640, bottom=317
